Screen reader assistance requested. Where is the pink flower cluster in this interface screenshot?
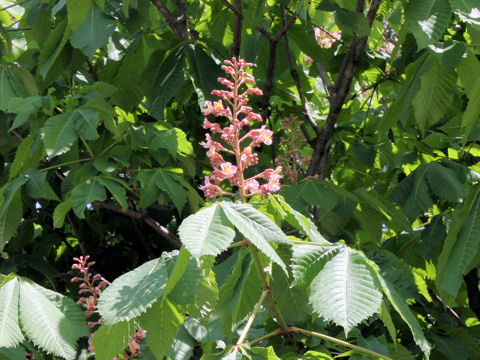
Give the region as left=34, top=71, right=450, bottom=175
left=314, top=28, right=341, bottom=48
left=199, top=58, right=282, bottom=200
left=71, top=255, right=109, bottom=323
left=72, top=256, right=146, bottom=359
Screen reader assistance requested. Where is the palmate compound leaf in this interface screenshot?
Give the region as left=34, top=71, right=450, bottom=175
left=18, top=277, right=83, bottom=360
left=0, top=276, right=23, bottom=348
left=308, top=246, right=383, bottom=335
left=97, top=257, right=169, bottom=326
left=178, top=204, right=235, bottom=259
left=220, top=202, right=291, bottom=273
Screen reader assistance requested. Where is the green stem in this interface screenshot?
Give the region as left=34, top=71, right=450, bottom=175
left=228, top=240, right=249, bottom=249
left=41, top=158, right=92, bottom=172
left=97, top=140, right=120, bottom=157
left=290, top=239, right=331, bottom=246
left=80, top=137, right=95, bottom=157
left=248, top=245, right=294, bottom=344
left=289, top=327, right=393, bottom=360
left=235, top=289, right=268, bottom=347
left=250, top=328, right=284, bottom=345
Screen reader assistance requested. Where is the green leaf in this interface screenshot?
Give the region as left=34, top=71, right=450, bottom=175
left=178, top=204, right=235, bottom=259
left=38, top=21, right=71, bottom=79
left=24, top=168, right=51, bottom=199
left=185, top=45, right=224, bottom=106
left=449, top=0, right=480, bottom=25
left=406, top=0, right=451, bottom=48
left=335, top=9, right=370, bottom=36
left=41, top=112, right=78, bottom=157
left=0, top=66, right=16, bottom=111
left=92, top=320, right=136, bottom=360
left=67, top=0, right=93, bottom=30
left=0, top=175, right=27, bottom=218
left=97, top=257, right=169, bottom=325
left=139, top=298, right=184, bottom=359
left=0, top=277, right=23, bottom=348
left=74, top=108, right=100, bottom=140
left=164, top=247, right=191, bottom=297
left=148, top=49, right=186, bottom=120
left=96, top=177, right=128, bottom=210
left=291, top=243, right=344, bottom=287
left=7, top=96, right=43, bottom=130
left=32, top=282, right=89, bottom=339
left=364, top=260, right=432, bottom=356
left=69, top=5, right=116, bottom=58
left=155, top=170, right=187, bottom=213
left=412, top=61, right=457, bottom=134
left=274, top=196, right=330, bottom=243
left=53, top=199, right=72, bottom=228
left=18, top=278, right=80, bottom=360
left=9, top=133, right=35, bottom=180
left=436, top=186, right=480, bottom=297
left=221, top=202, right=291, bottom=272
left=309, top=247, right=383, bottom=335
left=462, top=76, right=480, bottom=141
left=0, top=190, right=22, bottom=252
left=425, top=162, right=466, bottom=201
left=71, top=179, right=107, bottom=219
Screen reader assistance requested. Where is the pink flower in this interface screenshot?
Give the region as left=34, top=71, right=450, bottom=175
left=203, top=118, right=222, bottom=133
left=220, top=162, right=237, bottom=179
left=199, top=176, right=226, bottom=199
left=248, top=126, right=273, bottom=147
left=244, top=179, right=260, bottom=195
left=240, top=146, right=258, bottom=169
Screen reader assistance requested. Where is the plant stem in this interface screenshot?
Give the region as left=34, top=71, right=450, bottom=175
left=250, top=328, right=284, bottom=345
left=40, top=158, right=92, bottom=172
left=248, top=245, right=295, bottom=344
left=80, top=136, right=95, bottom=157
left=289, top=327, right=393, bottom=360
left=235, top=289, right=268, bottom=347
left=290, top=239, right=331, bottom=246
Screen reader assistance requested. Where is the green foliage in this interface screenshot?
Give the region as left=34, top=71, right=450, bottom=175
left=1, top=0, right=480, bottom=358
left=97, top=257, right=169, bottom=325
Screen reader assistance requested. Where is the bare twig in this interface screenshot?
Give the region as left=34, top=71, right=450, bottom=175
left=428, top=288, right=467, bottom=327
left=93, top=201, right=181, bottom=247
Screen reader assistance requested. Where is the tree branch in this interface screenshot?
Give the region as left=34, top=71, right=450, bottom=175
left=306, top=0, right=382, bottom=178
left=93, top=201, right=181, bottom=248
left=222, top=0, right=243, bottom=58
left=428, top=289, right=467, bottom=327
left=282, top=6, right=319, bottom=136
left=150, top=0, right=188, bottom=39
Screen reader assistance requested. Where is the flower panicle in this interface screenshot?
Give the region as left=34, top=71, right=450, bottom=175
left=199, top=57, right=282, bottom=200
left=71, top=256, right=146, bottom=359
